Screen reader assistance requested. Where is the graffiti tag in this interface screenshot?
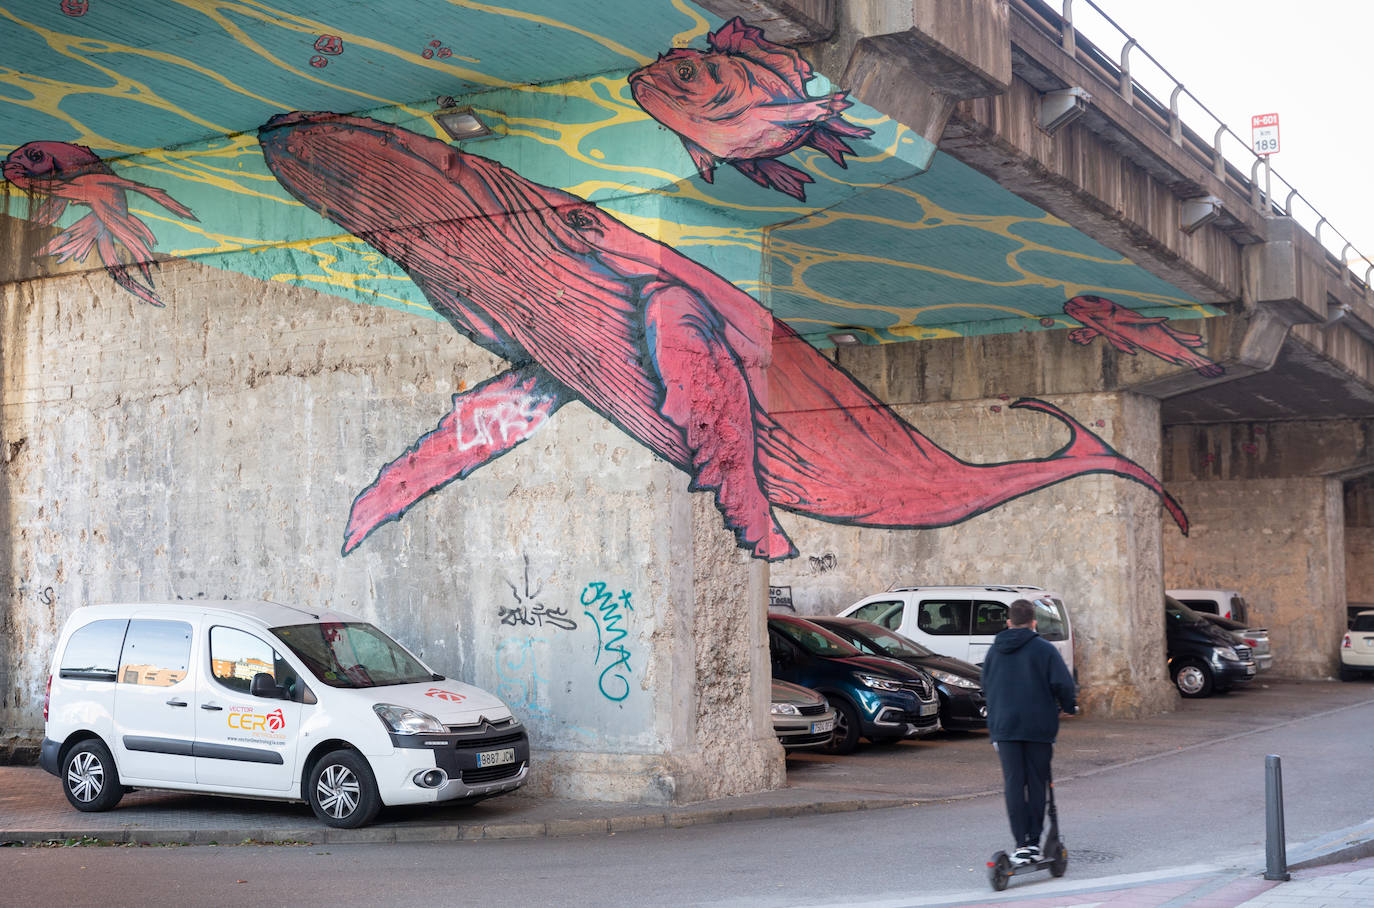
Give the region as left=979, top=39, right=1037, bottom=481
left=582, top=582, right=634, bottom=702
left=501, top=555, right=576, bottom=631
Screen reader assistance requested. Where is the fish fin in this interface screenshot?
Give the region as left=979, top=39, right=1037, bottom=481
left=1011, top=397, right=1189, bottom=534
left=124, top=180, right=198, bottom=221
left=753, top=98, right=846, bottom=128
left=1161, top=323, right=1206, bottom=347
left=683, top=141, right=718, bottom=182
left=37, top=214, right=101, bottom=263
left=708, top=17, right=813, bottom=94
left=30, top=195, right=69, bottom=227
left=731, top=158, right=812, bottom=201
left=95, top=231, right=164, bottom=306
left=646, top=282, right=797, bottom=561
left=343, top=368, right=564, bottom=555
left=1067, top=327, right=1099, bottom=345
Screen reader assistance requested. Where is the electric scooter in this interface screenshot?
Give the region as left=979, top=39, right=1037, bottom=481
left=987, top=773, right=1068, bottom=891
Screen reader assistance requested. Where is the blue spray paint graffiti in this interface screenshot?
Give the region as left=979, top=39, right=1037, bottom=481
left=494, top=636, right=553, bottom=720
left=582, top=582, right=635, bottom=702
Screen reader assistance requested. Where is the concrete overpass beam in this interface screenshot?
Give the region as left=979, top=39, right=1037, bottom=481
left=1243, top=217, right=1331, bottom=329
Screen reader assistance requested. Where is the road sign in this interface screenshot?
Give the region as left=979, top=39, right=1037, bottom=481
left=1252, top=113, right=1280, bottom=156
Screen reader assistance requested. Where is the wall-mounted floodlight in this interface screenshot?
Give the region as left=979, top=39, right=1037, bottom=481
left=827, top=332, right=862, bottom=346
left=435, top=107, right=494, bottom=141
left=1180, top=196, right=1222, bottom=234
left=1039, top=87, right=1091, bottom=135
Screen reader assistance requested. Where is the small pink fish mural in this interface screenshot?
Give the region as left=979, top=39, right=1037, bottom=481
left=3, top=141, right=196, bottom=306
left=1064, top=295, right=1223, bottom=378
left=628, top=17, right=872, bottom=201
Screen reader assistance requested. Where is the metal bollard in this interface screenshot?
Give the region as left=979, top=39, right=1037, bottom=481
left=1264, top=754, right=1291, bottom=881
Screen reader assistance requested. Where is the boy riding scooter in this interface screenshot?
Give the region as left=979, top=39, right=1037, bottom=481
left=981, top=598, right=1077, bottom=874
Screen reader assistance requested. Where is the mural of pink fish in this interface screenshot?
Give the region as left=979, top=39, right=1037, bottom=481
left=258, top=111, right=1187, bottom=561
left=628, top=17, right=872, bottom=201
left=3, top=141, right=196, bottom=307
left=1064, top=295, right=1223, bottom=378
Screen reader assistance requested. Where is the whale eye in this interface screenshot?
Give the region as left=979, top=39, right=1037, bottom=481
left=675, top=60, right=696, bottom=81
left=563, top=208, right=597, bottom=230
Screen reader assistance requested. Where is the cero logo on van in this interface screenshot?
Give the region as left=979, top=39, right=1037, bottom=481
left=228, top=707, right=286, bottom=733
left=425, top=688, right=466, bottom=702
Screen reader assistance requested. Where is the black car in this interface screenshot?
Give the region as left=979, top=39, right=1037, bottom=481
left=767, top=614, right=940, bottom=754
left=810, top=616, right=987, bottom=731
left=1166, top=596, right=1257, bottom=697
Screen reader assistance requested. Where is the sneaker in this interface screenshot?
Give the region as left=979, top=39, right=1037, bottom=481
left=1010, top=847, right=1033, bottom=866
left=1023, top=845, right=1042, bottom=863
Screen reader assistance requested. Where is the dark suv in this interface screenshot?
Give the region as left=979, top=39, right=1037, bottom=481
left=1166, top=596, right=1257, bottom=697
left=767, top=614, right=940, bottom=754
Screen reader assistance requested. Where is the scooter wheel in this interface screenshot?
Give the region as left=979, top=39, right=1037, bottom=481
left=1048, top=840, right=1068, bottom=877
left=988, top=851, right=1011, bottom=891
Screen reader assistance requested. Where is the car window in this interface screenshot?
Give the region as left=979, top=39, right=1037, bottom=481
left=770, top=620, right=861, bottom=658
left=971, top=600, right=1007, bottom=636
left=1033, top=598, right=1069, bottom=642
left=858, top=624, right=933, bottom=659
left=1352, top=614, right=1374, bottom=632
left=272, top=621, right=432, bottom=688
left=1179, top=598, right=1218, bottom=615
left=210, top=626, right=300, bottom=696
left=850, top=599, right=903, bottom=629
left=59, top=618, right=129, bottom=681
left=1166, top=598, right=1207, bottom=625
left=917, top=600, right=971, bottom=635
left=118, top=619, right=192, bottom=687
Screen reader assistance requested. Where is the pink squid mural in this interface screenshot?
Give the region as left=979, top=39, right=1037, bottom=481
left=628, top=18, right=872, bottom=201
left=3, top=141, right=196, bottom=307
left=258, top=111, right=1188, bottom=561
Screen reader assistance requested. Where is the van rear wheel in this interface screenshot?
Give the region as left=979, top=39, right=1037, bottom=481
left=62, top=739, right=123, bottom=812
left=308, top=749, right=381, bottom=828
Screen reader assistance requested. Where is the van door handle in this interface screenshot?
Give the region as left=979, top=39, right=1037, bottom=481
left=200, top=704, right=223, bottom=711
left=166, top=698, right=188, bottom=707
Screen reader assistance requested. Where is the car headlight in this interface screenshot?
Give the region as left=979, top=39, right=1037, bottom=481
left=1213, top=646, right=1240, bottom=663
left=929, top=669, right=979, bottom=690
left=854, top=672, right=903, bottom=692
left=374, top=703, right=447, bottom=735
left=770, top=703, right=802, bottom=716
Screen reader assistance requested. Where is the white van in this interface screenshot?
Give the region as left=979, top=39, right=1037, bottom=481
left=837, top=585, right=1075, bottom=670
left=39, top=601, right=528, bottom=828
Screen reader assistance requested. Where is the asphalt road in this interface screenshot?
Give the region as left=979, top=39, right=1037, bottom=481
left=4, top=683, right=1372, bottom=907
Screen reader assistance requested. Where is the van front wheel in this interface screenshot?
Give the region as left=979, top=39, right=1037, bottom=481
left=62, top=739, right=123, bottom=812
left=309, top=750, right=381, bottom=828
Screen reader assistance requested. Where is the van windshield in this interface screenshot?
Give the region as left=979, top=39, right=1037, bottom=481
left=271, top=622, right=435, bottom=688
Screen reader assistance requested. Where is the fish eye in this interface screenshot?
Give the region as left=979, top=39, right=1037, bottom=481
left=25, top=147, right=45, bottom=162
left=563, top=208, right=597, bottom=230
left=675, top=60, right=696, bottom=80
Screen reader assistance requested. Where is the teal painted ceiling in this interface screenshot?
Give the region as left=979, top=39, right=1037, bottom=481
left=0, top=1, right=1215, bottom=346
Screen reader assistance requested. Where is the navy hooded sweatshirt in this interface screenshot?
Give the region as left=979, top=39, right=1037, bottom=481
left=980, top=626, right=1077, bottom=743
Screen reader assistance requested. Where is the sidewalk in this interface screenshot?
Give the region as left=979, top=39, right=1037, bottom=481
left=3, top=679, right=1373, bottom=907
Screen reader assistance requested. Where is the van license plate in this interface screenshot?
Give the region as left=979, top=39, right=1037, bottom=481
left=477, top=747, right=515, bottom=768
left=811, top=718, right=834, bottom=735
left=920, top=702, right=939, bottom=716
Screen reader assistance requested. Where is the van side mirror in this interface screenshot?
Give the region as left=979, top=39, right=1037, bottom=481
left=250, top=672, right=283, bottom=699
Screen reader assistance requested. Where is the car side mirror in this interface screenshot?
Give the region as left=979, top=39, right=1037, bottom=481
left=250, top=672, right=283, bottom=699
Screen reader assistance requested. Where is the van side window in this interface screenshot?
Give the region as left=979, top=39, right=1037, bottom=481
left=918, top=600, right=971, bottom=635
left=851, top=600, right=903, bottom=629
left=1033, top=598, right=1068, bottom=642
left=972, top=601, right=1007, bottom=635
left=210, top=626, right=278, bottom=693
left=118, top=620, right=191, bottom=687
left=59, top=619, right=129, bottom=681
left=1179, top=599, right=1217, bottom=615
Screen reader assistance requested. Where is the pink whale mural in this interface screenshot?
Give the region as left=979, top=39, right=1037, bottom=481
left=257, top=111, right=1188, bottom=561
left=3, top=141, right=196, bottom=307
left=628, top=17, right=872, bottom=201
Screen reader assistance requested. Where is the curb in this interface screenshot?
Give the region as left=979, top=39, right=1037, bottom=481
left=0, top=797, right=919, bottom=847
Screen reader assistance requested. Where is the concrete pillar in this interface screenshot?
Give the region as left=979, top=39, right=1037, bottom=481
left=1163, top=477, right=1345, bottom=678
left=1344, top=479, right=1374, bottom=611
left=771, top=389, right=1176, bottom=718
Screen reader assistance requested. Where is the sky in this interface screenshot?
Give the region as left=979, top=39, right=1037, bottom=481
left=1072, top=0, right=1374, bottom=275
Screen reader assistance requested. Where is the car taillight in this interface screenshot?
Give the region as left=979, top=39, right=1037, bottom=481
left=1244, top=637, right=1258, bottom=647
left=43, top=674, right=52, bottom=722
left=1343, top=634, right=1352, bottom=649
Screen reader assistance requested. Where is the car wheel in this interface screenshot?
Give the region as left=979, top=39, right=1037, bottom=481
left=62, top=739, right=124, bottom=812
left=1339, top=664, right=1359, bottom=682
left=823, top=699, right=862, bottom=755
left=308, top=749, right=382, bottom=828
left=1173, top=659, right=1214, bottom=698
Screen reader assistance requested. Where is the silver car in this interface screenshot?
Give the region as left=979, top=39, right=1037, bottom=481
left=771, top=680, right=837, bottom=751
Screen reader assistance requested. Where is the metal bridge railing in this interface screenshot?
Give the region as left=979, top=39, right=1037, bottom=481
left=1010, top=0, right=1373, bottom=295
